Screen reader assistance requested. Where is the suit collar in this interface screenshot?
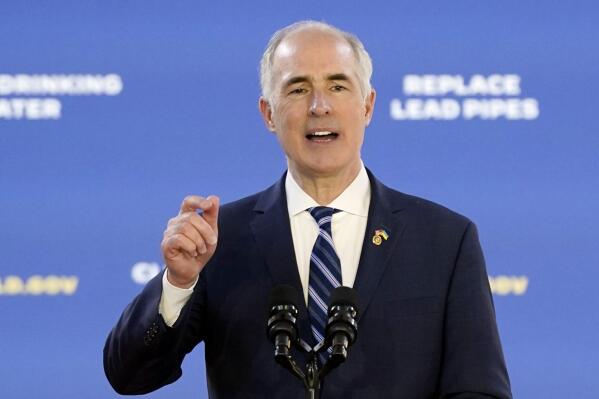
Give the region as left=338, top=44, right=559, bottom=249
left=284, top=164, right=371, bottom=218
left=252, top=167, right=407, bottom=214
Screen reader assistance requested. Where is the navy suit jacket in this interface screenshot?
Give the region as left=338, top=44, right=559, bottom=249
left=104, top=170, right=512, bottom=398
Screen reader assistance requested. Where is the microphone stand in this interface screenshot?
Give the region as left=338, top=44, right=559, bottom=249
left=305, top=352, right=319, bottom=399
left=275, top=337, right=341, bottom=399
left=268, top=286, right=358, bottom=398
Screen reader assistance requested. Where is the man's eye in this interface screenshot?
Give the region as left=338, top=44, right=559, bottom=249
left=289, top=88, right=307, bottom=95
left=331, top=85, right=347, bottom=92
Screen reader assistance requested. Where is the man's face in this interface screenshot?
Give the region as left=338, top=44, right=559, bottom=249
left=260, top=29, right=375, bottom=181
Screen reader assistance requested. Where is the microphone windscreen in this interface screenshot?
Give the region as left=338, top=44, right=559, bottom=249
left=268, top=284, right=300, bottom=310
left=329, top=286, right=359, bottom=310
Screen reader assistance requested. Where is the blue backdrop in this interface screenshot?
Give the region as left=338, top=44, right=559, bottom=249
left=1, top=1, right=598, bottom=398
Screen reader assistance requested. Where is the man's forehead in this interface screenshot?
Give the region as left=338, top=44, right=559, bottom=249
left=271, top=29, right=357, bottom=80
left=275, top=29, right=353, bottom=58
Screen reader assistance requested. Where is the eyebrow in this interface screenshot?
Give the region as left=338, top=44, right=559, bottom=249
left=282, top=73, right=352, bottom=89
left=327, top=73, right=351, bottom=82
left=283, top=76, right=310, bottom=88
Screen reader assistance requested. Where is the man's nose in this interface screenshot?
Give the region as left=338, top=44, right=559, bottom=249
left=309, top=90, right=331, bottom=116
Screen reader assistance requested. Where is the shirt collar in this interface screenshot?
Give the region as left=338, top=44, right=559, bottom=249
left=285, top=163, right=371, bottom=218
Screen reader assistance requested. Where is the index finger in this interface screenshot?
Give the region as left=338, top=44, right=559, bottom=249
left=179, top=195, right=213, bottom=215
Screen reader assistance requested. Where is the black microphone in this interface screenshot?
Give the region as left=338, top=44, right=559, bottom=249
left=325, top=286, right=359, bottom=365
left=267, top=285, right=300, bottom=362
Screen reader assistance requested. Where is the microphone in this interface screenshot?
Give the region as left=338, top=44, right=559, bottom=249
left=267, top=285, right=300, bottom=361
left=325, top=286, right=359, bottom=365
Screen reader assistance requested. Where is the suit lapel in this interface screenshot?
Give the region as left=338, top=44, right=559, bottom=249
left=353, top=170, right=408, bottom=320
left=249, top=174, right=314, bottom=345
left=249, top=170, right=408, bottom=343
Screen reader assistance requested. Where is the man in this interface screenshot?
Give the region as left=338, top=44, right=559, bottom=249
left=104, top=21, right=512, bottom=398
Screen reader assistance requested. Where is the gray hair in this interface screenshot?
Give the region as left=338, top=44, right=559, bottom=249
left=260, top=20, right=373, bottom=104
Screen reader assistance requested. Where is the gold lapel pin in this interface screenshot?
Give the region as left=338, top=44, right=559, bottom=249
left=372, top=229, right=389, bottom=246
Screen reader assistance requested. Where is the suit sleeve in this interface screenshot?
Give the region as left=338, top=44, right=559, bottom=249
left=103, top=269, right=206, bottom=395
left=438, top=222, right=513, bottom=399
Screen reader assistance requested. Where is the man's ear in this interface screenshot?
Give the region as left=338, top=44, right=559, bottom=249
left=258, top=97, right=276, bottom=132
left=364, top=88, right=376, bottom=126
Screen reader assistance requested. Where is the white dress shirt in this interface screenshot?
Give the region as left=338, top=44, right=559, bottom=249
left=285, top=164, right=370, bottom=303
left=159, top=164, right=371, bottom=326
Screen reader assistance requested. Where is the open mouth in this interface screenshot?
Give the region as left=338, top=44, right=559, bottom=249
left=306, top=131, right=339, bottom=141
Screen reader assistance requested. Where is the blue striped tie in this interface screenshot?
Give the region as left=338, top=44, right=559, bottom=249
left=307, top=206, right=342, bottom=347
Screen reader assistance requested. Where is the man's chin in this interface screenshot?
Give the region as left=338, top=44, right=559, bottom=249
left=290, top=161, right=361, bottom=181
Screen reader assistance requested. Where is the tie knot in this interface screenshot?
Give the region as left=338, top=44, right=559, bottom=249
left=308, top=206, right=338, bottom=226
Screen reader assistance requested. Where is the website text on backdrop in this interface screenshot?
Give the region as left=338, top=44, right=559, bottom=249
left=104, top=20, right=512, bottom=399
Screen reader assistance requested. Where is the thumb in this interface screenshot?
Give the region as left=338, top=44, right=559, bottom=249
left=202, top=195, right=220, bottom=233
